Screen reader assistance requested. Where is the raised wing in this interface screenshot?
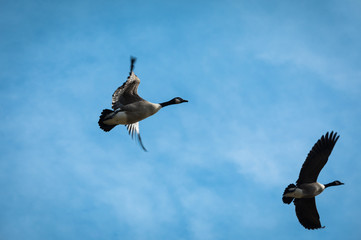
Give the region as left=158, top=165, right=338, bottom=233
left=294, top=198, right=324, bottom=230
left=112, top=57, right=143, bottom=110
left=296, top=131, right=339, bottom=185
left=126, top=122, right=147, bottom=151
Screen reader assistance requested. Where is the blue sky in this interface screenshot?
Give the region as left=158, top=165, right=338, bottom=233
left=1, top=0, right=361, bottom=239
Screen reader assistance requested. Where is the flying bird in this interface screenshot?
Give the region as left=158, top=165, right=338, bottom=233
left=282, top=131, right=344, bottom=230
left=98, top=57, right=188, bottom=151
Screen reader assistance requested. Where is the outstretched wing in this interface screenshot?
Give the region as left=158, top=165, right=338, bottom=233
left=294, top=198, right=324, bottom=230
left=296, top=131, right=339, bottom=185
left=112, top=57, right=143, bottom=110
left=126, top=122, right=147, bottom=151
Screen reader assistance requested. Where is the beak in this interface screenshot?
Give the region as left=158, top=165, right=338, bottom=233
left=182, top=99, right=188, bottom=103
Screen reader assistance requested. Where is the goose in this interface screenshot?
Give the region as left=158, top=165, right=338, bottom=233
left=98, top=57, right=188, bottom=151
left=282, top=131, right=344, bottom=230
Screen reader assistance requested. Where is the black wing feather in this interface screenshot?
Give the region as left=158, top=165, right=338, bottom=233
left=296, top=131, right=339, bottom=185
left=112, top=57, right=143, bottom=110
left=294, top=198, right=324, bottom=230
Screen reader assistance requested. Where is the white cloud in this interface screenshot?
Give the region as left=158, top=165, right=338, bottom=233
left=232, top=5, right=361, bottom=96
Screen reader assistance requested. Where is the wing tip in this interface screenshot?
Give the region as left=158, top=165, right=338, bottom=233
left=125, top=123, right=148, bottom=152
left=138, top=134, right=148, bottom=152
left=325, top=131, right=340, bottom=144
left=130, top=56, right=137, bottom=74
left=304, top=225, right=325, bottom=230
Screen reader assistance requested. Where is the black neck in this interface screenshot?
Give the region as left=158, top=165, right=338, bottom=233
left=160, top=100, right=174, bottom=108
left=324, top=182, right=339, bottom=188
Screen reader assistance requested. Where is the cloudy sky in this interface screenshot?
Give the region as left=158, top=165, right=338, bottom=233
left=1, top=0, right=361, bottom=239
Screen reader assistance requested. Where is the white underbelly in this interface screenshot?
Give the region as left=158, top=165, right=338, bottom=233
left=312, top=182, right=325, bottom=196
left=284, top=188, right=304, bottom=198
left=284, top=183, right=326, bottom=198
left=103, top=111, right=128, bottom=125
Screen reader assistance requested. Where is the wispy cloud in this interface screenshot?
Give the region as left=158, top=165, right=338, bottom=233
left=1, top=1, right=361, bottom=240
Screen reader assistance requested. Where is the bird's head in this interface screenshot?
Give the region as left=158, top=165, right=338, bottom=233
left=160, top=97, right=188, bottom=108
left=332, top=180, right=344, bottom=186
left=325, top=180, right=344, bottom=188
left=172, top=97, right=188, bottom=104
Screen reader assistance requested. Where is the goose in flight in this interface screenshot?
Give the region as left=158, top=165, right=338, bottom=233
left=98, top=57, right=188, bottom=151
left=282, top=131, right=344, bottom=229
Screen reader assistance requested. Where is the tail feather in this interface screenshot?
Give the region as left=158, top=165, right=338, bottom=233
left=282, top=184, right=296, bottom=204
left=98, top=109, right=116, bottom=132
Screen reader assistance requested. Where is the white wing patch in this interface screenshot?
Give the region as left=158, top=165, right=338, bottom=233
left=125, top=122, right=147, bottom=151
